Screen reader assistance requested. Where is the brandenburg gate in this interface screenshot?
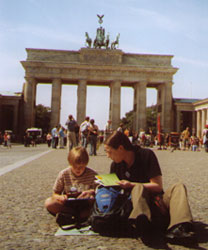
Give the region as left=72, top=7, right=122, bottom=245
left=21, top=47, right=178, bottom=132
left=21, top=15, right=177, bottom=133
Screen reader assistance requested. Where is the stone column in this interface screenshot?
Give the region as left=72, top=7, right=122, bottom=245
left=133, top=81, right=147, bottom=132
left=23, top=77, right=36, bottom=131
left=109, top=80, right=121, bottom=130
left=161, top=81, right=173, bottom=133
left=206, top=108, right=208, bottom=125
left=176, top=109, right=181, bottom=133
left=192, top=111, right=196, bottom=135
left=196, top=110, right=201, bottom=137
left=50, top=78, right=62, bottom=129
left=201, top=109, right=206, bottom=135
left=77, top=79, right=87, bottom=125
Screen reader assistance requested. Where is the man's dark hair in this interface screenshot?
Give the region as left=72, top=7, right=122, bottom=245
left=104, top=131, right=134, bottom=151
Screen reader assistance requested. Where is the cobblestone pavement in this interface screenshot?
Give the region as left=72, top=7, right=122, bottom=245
left=0, top=144, right=208, bottom=250
left=0, top=144, right=51, bottom=169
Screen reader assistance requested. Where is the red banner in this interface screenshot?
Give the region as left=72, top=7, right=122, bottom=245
left=157, top=113, right=161, bottom=143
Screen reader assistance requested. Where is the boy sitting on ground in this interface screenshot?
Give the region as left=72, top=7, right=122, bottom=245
left=45, top=146, right=97, bottom=224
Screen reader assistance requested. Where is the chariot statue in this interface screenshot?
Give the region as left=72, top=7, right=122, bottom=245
left=93, top=26, right=106, bottom=49
left=84, top=15, right=120, bottom=50
left=93, top=14, right=107, bottom=49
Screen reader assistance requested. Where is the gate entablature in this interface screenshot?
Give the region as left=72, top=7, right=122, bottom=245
left=22, top=48, right=177, bottom=84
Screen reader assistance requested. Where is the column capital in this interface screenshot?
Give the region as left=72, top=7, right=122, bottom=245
left=78, top=79, right=87, bottom=85
left=134, top=80, right=147, bottom=88
left=165, top=81, right=173, bottom=88
left=110, top=80, right=121, bottom=87
left=52, top=78, right=62, bottom=84
left=24, top=77, right=37, bottom=84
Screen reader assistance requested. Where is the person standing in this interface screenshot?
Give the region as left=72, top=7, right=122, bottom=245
left=181, top=127, right=190, bottom=150
left=117, top=123, right=124, bottom=133
left=3, top=132, right=8, bottom=147
left=80, top=117, right=90, bottom=148
left=88, top=119, right=99, bottom=156
left=58, top=126, right=65, bottom=149
left=104, top=120, right=113, bottom=140
left=7, top=133, right=12, bottom=148
left=46, top=132, right=52, bottom=147
left=65, top=115, right=77, bottom=150
left=0, top=132, right=3, bottom=146
left=202, top=124, right=208, bottom=152
left=51, top=126, right=59, bottom=149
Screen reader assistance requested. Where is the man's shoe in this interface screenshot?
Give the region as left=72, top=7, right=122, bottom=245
left=166, top=223, right=196, bottom=244
left=135, top=215, right=154, bottom=246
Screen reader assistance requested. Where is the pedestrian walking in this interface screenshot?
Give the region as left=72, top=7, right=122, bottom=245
left=181, top=127, right=190, bottom=150
left=65, top=115, right=78, bottom=150
left=88, top=119, right=99, bottom=156
left=202, top=124, right=208, bottom=152
left=51, top=126, right=59, bottom=149
left=46, top=132, right=52, bottom=147
left=80, top=117, right=90, bottom=148
left=58, top=126, right=65, bottom=149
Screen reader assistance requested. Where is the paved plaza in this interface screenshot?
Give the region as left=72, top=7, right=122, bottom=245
left=0, top=144, right=208, bottom=250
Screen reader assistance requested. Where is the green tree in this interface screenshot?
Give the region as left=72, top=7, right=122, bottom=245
left=35, top=104, right=51, bottom=135
left=120, top=110, right=134, bottom=130
left=120, top=105, right=157, bottom=134
left=146, top=105, right=157, bottom=135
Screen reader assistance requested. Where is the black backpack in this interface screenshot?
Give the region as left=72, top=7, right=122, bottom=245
left=89, top=186, right=133, bottom=236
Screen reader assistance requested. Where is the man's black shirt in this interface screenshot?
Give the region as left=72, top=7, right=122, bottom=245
left=110, top=145, right=162, bottom=183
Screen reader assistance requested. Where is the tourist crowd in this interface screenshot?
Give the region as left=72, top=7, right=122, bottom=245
left=47, top=116, right=208, bottom=154
left=1, top=118, right=207, bottom=153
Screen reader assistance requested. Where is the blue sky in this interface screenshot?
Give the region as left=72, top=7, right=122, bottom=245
left=0, top=0, right=208, bottom=129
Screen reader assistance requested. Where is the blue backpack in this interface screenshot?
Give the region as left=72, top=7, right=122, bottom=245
left=89, top=186, right=133, bottom=236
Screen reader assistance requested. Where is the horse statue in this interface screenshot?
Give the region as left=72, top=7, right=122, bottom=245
left=111, top=33, right=120, bottom=49
left=85, top=32, right=92, bottom=48
left=105, top=33, right=110, bottom=49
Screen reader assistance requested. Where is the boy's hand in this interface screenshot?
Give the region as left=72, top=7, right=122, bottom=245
left=77, top=190, right=95, bottom=199
left=56, top=194, right=68, bottom=204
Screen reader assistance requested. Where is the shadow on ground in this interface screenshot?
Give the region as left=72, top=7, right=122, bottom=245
left=100, top=221, right=208, bottom=250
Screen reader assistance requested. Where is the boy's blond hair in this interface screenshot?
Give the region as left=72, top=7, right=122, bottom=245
left=68, top=146, right=89, bottom=166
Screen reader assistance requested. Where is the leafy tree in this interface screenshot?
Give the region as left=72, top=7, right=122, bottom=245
left=146, top=105, right=157, bottom=135
left=120, top=110, right=134, bottom=130
left=35, top=104, right=51, bottom=135
left=120, top=105, right=157, bottom=135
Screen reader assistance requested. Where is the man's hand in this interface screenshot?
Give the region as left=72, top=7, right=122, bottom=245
left=117, top=180, right=135, bottom=189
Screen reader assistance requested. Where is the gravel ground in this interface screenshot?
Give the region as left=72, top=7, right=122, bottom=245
left=0, top=144, right=208, bottom=250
